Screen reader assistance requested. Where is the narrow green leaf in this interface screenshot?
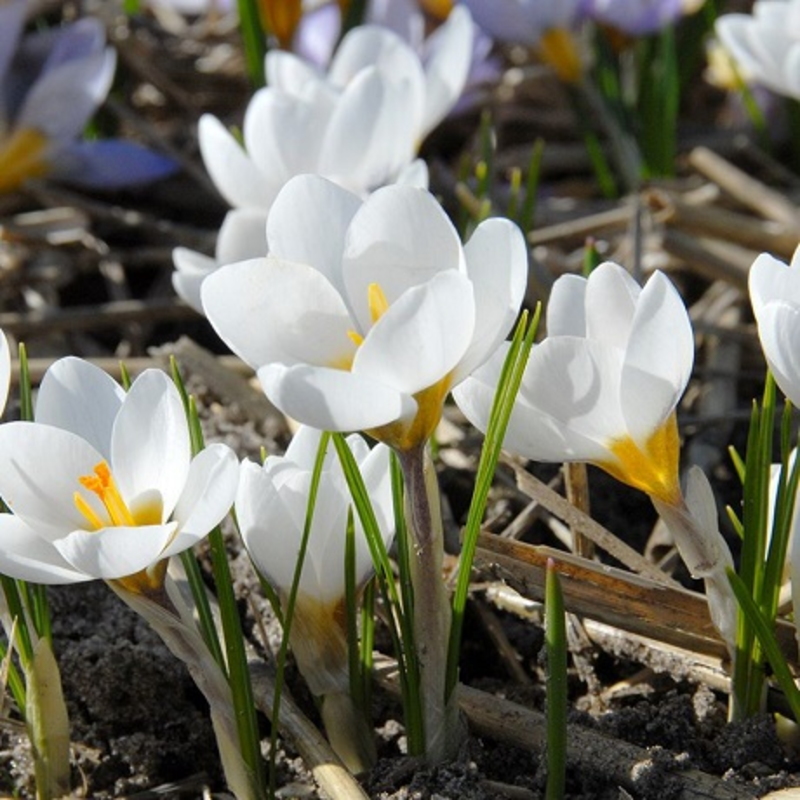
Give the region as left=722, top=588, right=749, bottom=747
left=728, top=569, right=800, bottom=723
left=446, top=305, right=540, bottom=699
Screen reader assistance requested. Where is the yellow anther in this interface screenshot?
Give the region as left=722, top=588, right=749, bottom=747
left=538, top=27, right=584, bottom=84
left=0, top=128, right=49, bottom=194
left=347, top=330, right=364, bottom=347
left=367, top=283, right=390, bottom=324
left=75, top=461, right=135, bottom=528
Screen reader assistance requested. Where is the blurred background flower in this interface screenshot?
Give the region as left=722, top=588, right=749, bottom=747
left=0, top=0, right=178, bottom=194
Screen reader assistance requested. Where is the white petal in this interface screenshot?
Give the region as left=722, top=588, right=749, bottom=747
left=166, top=444, right=239, bottom=556
left=265, top=49, right=326, bottom=94
left=756, top=302, right=800, bottom=407
left=258, top=362, right=415, bottom=432
left=353, top=270, right=475, bottom=394
left=452, top=342, right=510, bottom=436
left=318, top=67, right=416, bottom=192
left=236, top=459, right=305, bottom=593
left=266, top=174, right=362, bottom=296
left=420, top=5, right=473, bottom=136
left=546, top=274, right=587, bottom=337
left=243, top=88, right=328, bottom=182
left=198, top=114, right=277, bottom=209
left=342, top=184, right=464, bottom=331
left=35, top=356, right=124, bottom=457
left=172, top=247, right=217, bottom=314
left=583, top=262, right=641, bottom=347
left=202, top=256, right=357, bottom=370
left=0, top=514, right=88, bottom=584
left=111, top=370, right=191, bottom=518
left=0, top=422, right=105, bottom=539
left=54, top=522, right=178, bottom=579
left=284, top=425, right=327, bottom=469
left=216, top=208, right=268, bottom=265
left=504, top=337, right=626, bottom=462
left=455, top=217, right=528, bottom=382
left=749, top=251, right=798, bottom=319
left=621, top=271, right=693, bottom=441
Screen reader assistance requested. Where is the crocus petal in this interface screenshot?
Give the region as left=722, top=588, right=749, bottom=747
left=216, top=208, right=267, bottom=265
left=266, top=174, right=362, bottom=295
left=266, top=49, right=326, bottom=93
left=455, top=217, right=528, bottom=382
left=0, top=422, right=105, bottom=539
left=111, top=370, right=191, bottom=517
left=164, top=444, right=239, bottom=555
left=237, top=459, right=307, bottom=592
left=546, top=274, right=587, bottom=337
left=198, top=114, right=277, bottom=209
left=54, top=522, right=178, bottom=580
left=258, top=363, right=415, bottom=432
left=172, top=248, right=216, bottom=313
left=53, top=139, right=179, bottom=189
left=35, top=356, right=125, bottom=457
left=419, top=5, right=473, bottom=135
left=202, top=256, right=357, bottom=370
left=467, top=337, right=627, bottom=463
left=754, top=302, right=800, bottom=408
left=17, top=48, right=115, bottom=140
left=318, top=67, right=416, bottom=191
left=621, top=271, right=693, bottom=441
left=243, top=88, right=328, bottom=184
left=353, top=271, right=475, bottom=395
left=342, top=184, right=464, bottom=331
left=284, top=424, right=327, bottom=469
left=0, top=514, right=88, bottom=584
left=583, top=262, right=641, bottom=348
left=749, top=250, right=800, bottom=313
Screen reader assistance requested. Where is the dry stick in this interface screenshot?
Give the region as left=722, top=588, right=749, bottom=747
left=0, top=297, right=197, bottom=337
left=563, top=463, right=594, bottom=559
left=246, top=656, right=370, bottom=800
left=660, top=228, right=755, bottom=289
left=527, top=203, right=635, bottom=246
left=508, top=463, right=680, bottom=587
left=372, top=655, right=747, bottom=800
left=645, top=187, right=800, bottom=260
left=688, top=146, right=800, bottom=229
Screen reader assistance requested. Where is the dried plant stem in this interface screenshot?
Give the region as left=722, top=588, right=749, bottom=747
left=397, top=444, right=462, bottom=764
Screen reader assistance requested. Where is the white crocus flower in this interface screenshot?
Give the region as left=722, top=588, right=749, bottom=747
left=202, top=173, right=528, bottom=453
left=749, top=246, right=800, bottom=407
left=0, top=358, right=239, bottom=593
left=715, top=0, right=800, bottom=100
left=171, top=18, right=445, bottom=312
left=237, top=425, right=393, bottom=773
left=454, top=261, right=737, bottom=647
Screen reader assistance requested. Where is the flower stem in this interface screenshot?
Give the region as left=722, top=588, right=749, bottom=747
left=397, top=444, right=461, bottom=764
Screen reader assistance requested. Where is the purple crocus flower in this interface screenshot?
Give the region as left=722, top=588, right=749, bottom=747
left=0, top=1, right=177, bottom=193
left=581, top=0, right=687, bottom=35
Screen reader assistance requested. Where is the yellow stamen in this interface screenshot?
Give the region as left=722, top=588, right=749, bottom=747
left=537, top=27, right=584, bottom=84
left=367, top=283, right=390, bottom=324
left=258, top=0, right=302, bottom=49
left=595, top=413, right=682, bottom=505
left=75, top=461, right=135, bottom=529
left=342, top=282, right=390, bottom=365
left=0, top=128, right=49, bottom=194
